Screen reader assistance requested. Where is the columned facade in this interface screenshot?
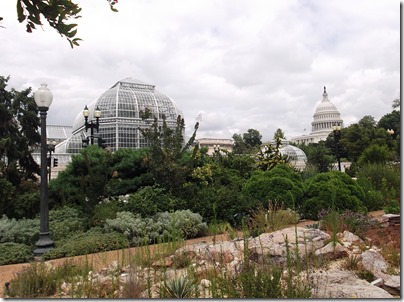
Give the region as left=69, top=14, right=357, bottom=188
left=290, top=87, right=343, bottom=145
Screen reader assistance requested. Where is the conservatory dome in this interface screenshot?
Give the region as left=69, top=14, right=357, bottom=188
left=60, top=77, right=183, bottom=153
left=279, top=141, right=307, bottom=170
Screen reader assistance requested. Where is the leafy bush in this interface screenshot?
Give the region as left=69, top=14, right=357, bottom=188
left=90, top=197, right=126, bottom=227
left=356, top=163, right=400, bottom=201
left=104, top=210, right=208, bottom=246
left=104, top=211, right=157, bottom=246
left=169, top=210, right=208, bottom=238
left=0, top=242, right=33, bottom=265
left=43, top=231, right=129, bottom=260
left=383, top=199, right=400, bottom=214
left=0, top=215, right=39, bottom=245
left=355, top=177, right=385, bottom=211
left=49, top=206, right=86, bottom=241
left=301, top=171, right=366, bottom=220
left=124, top=185, right=184, bottom=217
left=242, top=164, right=304, bottom=210
left=357, top=144, right=393, bottom=166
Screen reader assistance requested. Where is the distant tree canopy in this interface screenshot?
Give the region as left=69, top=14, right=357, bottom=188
left=274, top=128, right=286, bottom=140
left=232, top=128, right=262, bottom=154
left=1, top=0, right=118, bottom=47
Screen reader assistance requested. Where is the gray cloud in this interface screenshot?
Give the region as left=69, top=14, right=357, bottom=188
left=0, top=0, right=400, bottom=142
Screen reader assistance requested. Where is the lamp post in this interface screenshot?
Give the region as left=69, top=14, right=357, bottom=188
left=213, top=144, right=220, bottom=155
left=83, top=105, right=101, bottom=146
left=47, top=140, right=57, bottom=182
left=333, top=124, right=341, bottom=172
left=33, top=83, right=54, bottom=256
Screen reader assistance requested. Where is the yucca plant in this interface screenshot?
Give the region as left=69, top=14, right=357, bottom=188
left=158, top=276, right=197, bottom=298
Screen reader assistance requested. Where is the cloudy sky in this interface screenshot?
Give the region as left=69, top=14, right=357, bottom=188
left=1, top=0, right=400, bottom=142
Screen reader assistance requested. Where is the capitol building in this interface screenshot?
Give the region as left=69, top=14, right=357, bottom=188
left=289, top=87, right=343, bottom=144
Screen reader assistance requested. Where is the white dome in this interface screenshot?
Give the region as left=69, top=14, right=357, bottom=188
left=65, top=77, right=183, bottom=153
left=311, top=87, right=343, bottom=133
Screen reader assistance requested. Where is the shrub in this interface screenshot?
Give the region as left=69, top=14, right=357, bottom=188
left=43, top=231, right=129, bottom=260
left=49, top=206, right=86, bottom=241
left=383, top=199, right=400, bottom=214
left=169, top=210, right=208, bottom=239
left=356, top=163, right=400, bottom=201
left=105, top=210, right=208, bottom=246
left=124, top=185, right=185, bottom=217
left=242, top=165, right=304, bottom=210
left=0, top=242, right=33, bottom=265
left=0, top=215, right=39, bottom=246
left=90, top=198, right=126, bottom=227
left=301, top=171, right=366, bottom=220
left=104, top=212, right=157, bottom=246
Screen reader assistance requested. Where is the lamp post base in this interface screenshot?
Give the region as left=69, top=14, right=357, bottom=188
left=33, top=232, right=54, bottom=257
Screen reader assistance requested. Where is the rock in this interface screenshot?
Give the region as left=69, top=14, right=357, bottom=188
left=311, top=269, right=393, bottom=298
left=314, top=242, right=348, bottom=260
left=248, top=227, right=331, bottom=265
left=371, top=278, right=384, bottom=287
left=200, top=279, right=211, bottom=288
left=383, top=274, right=400, bottom=295
left=361, top=250, right=388, bottom=277
left=340, top=230, right=362, bottom=243
left=361, top=250, right=400, bottom=295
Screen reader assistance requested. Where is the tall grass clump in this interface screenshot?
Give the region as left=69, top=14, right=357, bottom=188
left=248, top=201, right=299, bottom=237
left=5, top=259, right=92, bottom=298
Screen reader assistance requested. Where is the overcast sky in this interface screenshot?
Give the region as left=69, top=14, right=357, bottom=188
left=1, top=0, right=400, bottom=142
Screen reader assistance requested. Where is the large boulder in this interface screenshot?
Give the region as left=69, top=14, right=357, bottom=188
left=248, top=227, right=330, bottom=265
left=311, top=269, right=393, bottom=298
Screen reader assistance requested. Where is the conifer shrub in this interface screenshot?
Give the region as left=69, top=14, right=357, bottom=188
left=301, top=171, right=366, bottom=220
left=0, top=242, right=33, bottom=265
left=242, top=164, right=304, bottom=210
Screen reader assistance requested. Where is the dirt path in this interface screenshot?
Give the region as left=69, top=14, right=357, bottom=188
left=0, top=213, right=381, bottom=297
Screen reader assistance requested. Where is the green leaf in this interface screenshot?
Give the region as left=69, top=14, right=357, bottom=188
left=17, top=1, right=26, bottom=22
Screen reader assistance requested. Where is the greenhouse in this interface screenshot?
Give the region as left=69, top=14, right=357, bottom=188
left=56, top=78, right=183, bottom=154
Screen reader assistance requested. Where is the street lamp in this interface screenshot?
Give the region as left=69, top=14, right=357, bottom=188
left=333, top=124, right=341, bottom=172
left=33, top=83, right=54, bottom=256
left=387, top=129, right=395, bottom=136
left=47, top=140, right=57, bottom=182
left=83, top=105, right=101, bottom=146
left=213, top=144, right=220, bottom=155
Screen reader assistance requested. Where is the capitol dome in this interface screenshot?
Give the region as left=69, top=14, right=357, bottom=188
left=57, top=78, right=183, bottom=153
left=311, top=87, right=343, bottom=133
left=289, top=87, right=344, bottom=145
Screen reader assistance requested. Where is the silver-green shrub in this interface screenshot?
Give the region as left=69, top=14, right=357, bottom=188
left=0, top=215, right=39, bottom=245
left=104, top=210, right=208, bottom=246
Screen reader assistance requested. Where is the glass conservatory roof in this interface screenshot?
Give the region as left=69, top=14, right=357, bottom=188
left=280, top=144, right=307, bottom=165
left=72, top=77, right=183, bottom=133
